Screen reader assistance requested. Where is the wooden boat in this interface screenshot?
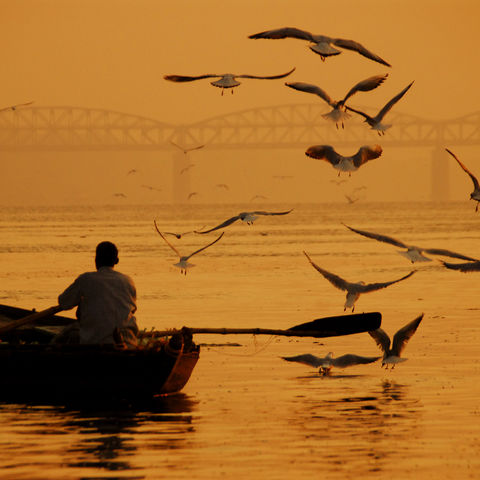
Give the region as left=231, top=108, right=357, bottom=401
left=0, top=304, right=200, bottom=401
left=0, top=303, right=382, bottom=403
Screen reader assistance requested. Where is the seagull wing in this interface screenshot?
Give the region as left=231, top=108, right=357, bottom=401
left=285, top=82, right=335, bottom=106
left=186, top=144, right=206, bottom=152
left=238, top=67, right=295, bottom=80
left=195, top=215, right=241, bottom=234
left=251, top=209, right=293, bottom=216
left=423, top=248, right=478, bottom=261
left=343, top=223, right=407, bottom=248
left=170, top=140, right=184, bottom=151
left=344, top=105, right=372, bottom=120
left=303, top=251, right=349, bottom=291
left=368, top=328, right=391, bottom=354
left=0, top=101, right=34, bottom=112
left=180, top=164, right=195, bottom=174
left=391, top=313, right=424, bottom=357
left=248, top=27, right=315, bottom=42
left=154, top=220, right=181, bottom=257
left=164, top=74, right=218, bottom=82
left=359, top=270, right=415, bottom=293
left=305, top=145, right=341, bottom=165
left=446, top=149, right=480, bottom=190
left=442, top=260, right=480, bottom=272
left=375, top=81, right=414, bottom=121
left=332, top=38, right=391, bottom=67
left=352, top=145, right=383, bottom=168
left=185, top=232, right=224, bottom=260
left=342, top=74, right=388, bottom=103
left=281, top=353, right=324, bottom=368
left=332, top=354, right=381, bottom=368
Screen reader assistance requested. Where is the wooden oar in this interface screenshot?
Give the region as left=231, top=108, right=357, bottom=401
left=0, top=305, right=64, bottom=335
left=139, top=312, right=381, bottom=339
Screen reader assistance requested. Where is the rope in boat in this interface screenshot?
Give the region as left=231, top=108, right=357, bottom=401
left=201, top=334, right=276, bottom=357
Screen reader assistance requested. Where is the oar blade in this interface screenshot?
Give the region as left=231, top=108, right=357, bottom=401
left=288, top=312, right=381, bottom=337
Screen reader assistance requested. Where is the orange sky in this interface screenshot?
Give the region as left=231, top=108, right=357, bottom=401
left=1, top=0, right=480, bottom=205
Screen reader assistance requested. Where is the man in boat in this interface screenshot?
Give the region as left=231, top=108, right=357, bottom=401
left=55, top=241, right=138, bottom=347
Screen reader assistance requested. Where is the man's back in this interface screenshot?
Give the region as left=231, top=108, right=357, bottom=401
left=58, top=266, right=137, bottom=344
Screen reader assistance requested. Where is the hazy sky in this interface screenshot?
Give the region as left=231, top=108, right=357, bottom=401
left=1, top=0, right=480, bottom=205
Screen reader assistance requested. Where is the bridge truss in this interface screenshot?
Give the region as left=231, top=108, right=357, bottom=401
left=1, top=104, right=479, bottom=201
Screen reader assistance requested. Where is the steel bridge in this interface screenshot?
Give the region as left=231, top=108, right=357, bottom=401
left=1, top=105, right=479, bottom=201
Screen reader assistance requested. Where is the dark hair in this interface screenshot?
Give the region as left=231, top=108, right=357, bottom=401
left=95, top=241, right=119, bottom=268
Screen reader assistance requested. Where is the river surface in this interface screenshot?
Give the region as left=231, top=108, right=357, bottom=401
left=0, top=202, right=479, bottom=479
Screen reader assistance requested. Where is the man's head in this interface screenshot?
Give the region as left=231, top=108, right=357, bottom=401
left=95, top=241, right=119, bottom=269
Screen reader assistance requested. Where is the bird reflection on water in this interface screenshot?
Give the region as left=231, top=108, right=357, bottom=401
left=287, top=380, right=421, bottom=475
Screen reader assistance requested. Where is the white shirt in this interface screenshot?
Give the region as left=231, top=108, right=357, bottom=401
left=58, top=266, right=137, bottom=344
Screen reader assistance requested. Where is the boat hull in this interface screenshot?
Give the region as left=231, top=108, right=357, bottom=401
left=0, top=304, right=200, bottom=401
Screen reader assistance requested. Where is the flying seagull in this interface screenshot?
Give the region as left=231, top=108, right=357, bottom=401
left=330, top=178, right=348, bottom=186
left=161, top=230, right=200, bottom=240
left=303, top=251, right=415, bottom=311
left=281, top=352, right=380, bottom=376
left=344, top=194, right=359, bottom=204
left=343, top=223, right=478, bottom=263
left=195, top=209, right=293, bottom=234
left=248, top=27, right=391, bottom=66
left=441, top=260, right=480, bottom=272
left=141, top=184, right=162, bottom=192
left=286, top=74, right=388, bottom=128
left=346, top=81, right=414, bottom=135
left=180, top=164, right=195, bottom=175
left=164, top=67, right=295, bottom=95
left=170, top=141, right=206, bottom=155
left=154, top=220, right=223, bottom=274
left=0, top=101, right=34, bottom=113
left=368, top=314, right=424, bottom=369
left=445, top=148, right=480, bottom=211
left=305, top=144, right=382, bottom=176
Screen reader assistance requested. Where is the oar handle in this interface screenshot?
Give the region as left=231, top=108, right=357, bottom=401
left=0, top=305, right=64, bottom=335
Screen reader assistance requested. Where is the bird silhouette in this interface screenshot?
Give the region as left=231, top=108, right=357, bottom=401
left=180, top=164, right=195, bottom=175
left=446, top=148, right=480, bottom=211
left=286, top=74, right=387, bottom=128
left=195, top=209, right=293, bottom=234
left=282, top=352, right=380, bottom=376
left=248, top=27, right=391, bottom=66
left=154, top=220, right=223, bottom=274
left=164, top=67, right=295, bottom=95
left=303, top=251, right=415, bottom=311
left=305, top=144, right=382, bottom=176
left=368, top=314, right=424, bottom=369
left=170, top=141, right=206, bottom=154
left=346, top=81, right=414, bottom=135
left=343, top=223, right=478, bottom=263
left=0, top=101, right=34, bottom=112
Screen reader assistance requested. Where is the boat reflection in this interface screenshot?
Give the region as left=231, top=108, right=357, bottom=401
left=0, top=393, right=198, bottom=479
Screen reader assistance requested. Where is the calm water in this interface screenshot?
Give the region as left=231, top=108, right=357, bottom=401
left=0, top=202, right=479, bottom=479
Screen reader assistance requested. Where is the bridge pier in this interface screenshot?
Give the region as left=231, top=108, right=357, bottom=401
left=431, top=146, right=450, bottom=202
left=172, top=151, right=191, bottom=203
